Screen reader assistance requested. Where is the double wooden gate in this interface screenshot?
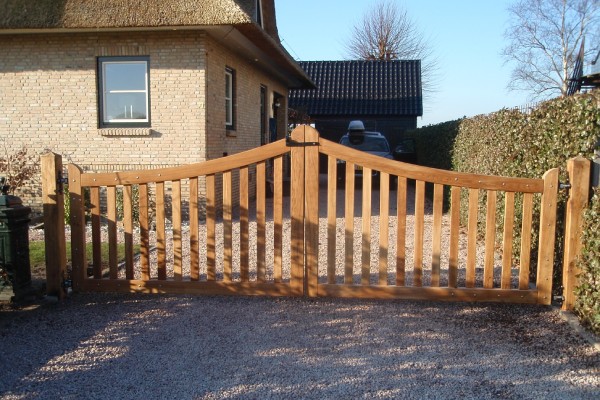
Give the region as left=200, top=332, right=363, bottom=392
left=41, top=126, right=590, bottom=305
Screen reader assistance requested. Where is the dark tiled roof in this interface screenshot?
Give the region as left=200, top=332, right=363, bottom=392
left=289, top=60, right=423, bottom=117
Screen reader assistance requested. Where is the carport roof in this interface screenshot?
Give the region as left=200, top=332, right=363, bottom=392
left=289, top=60, right=423, bottom=117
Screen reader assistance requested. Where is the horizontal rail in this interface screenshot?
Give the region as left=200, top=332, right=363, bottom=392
left=80, top=139, right=289, bottom=187
left=317, top=285, right=540, bottom=304
left=319, top=139, right=544, bottom=193
left=82, top=279, right=298, bottom=297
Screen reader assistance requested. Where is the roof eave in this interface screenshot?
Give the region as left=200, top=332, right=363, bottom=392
left=0, top=24, right=315, bottom=89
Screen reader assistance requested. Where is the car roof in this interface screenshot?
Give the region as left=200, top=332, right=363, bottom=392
left=343, top=131, right=384, bottom=136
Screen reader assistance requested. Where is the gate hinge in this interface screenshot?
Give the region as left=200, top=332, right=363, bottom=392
left=57, top=174, right=68, bottom=194
left=559, top=182, right=571, bottom=190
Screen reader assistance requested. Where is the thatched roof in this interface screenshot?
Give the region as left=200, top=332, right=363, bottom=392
left=0, top=0, right=313, bottom=88
left=0, top=0, right=255, bottom=30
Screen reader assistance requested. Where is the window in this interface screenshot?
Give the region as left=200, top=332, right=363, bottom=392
left=255, top=0, right=263, bottom=27
left=98, top=57, right=150, bottom=128
left=225, top=67, right=236, bottom=130
left=260, top=85, right=267, bottom=144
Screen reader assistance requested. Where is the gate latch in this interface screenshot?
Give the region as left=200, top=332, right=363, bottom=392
left=285, top=135, right=319, bottom=147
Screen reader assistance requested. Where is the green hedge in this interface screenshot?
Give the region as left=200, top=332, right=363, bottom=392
left=412, top=92, right=600, bottom=334
left=575, top=187, right=600, bottom=334
left=405, top=119, right=461, bottom=171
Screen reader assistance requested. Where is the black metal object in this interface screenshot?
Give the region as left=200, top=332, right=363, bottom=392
left=0, top=178, right=32, bottom=298
left=285, top=133, right=319, bottom=147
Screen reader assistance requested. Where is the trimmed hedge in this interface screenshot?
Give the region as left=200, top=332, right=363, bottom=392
left=410, top=92, right=600, bottom=334
left=405, top=119, right=461, bottom=171
left=575, top=187, right=600, bottom=334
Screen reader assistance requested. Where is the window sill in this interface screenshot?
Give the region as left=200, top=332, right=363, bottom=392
left=226, top=131, right=237, bottom=138
left=99, top=128, right=153, bottom=137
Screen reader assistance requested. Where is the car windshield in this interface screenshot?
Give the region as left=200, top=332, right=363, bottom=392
left=340, top=135, right=390, bottom=152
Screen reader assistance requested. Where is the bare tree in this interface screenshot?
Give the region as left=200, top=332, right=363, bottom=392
left=345, top=1, right=439, bottom=97
left=503, top=0, right=599, bottom=99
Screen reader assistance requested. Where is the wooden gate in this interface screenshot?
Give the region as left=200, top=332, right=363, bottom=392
left=41, top=126, right=589, bottom=305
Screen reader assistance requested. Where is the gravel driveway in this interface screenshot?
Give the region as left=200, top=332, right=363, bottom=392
left=0, top=294, right=599, bottom=399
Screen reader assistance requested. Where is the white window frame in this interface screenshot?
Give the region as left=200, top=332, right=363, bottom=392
left=98, top=56, right=150, bottom=128
left=225, top=67, right=235, bottom=129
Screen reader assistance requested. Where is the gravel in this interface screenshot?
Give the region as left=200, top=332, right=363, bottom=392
left=2, top=176, right=598, bottom=399
left=0, top=295, right=598, bottom=399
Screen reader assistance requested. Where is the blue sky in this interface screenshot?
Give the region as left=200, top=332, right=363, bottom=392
left=276, top=0, right=529, bottom=127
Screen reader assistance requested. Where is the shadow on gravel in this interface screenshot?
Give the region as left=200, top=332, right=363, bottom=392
left=0, top=294, right=598, bottom=400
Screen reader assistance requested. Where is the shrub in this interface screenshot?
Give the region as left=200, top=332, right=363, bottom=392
left=574, top=187, right=600, bottom=335
left=405, top=119, right=461, bottom=171
left=0, top=145, right=40, bottom=194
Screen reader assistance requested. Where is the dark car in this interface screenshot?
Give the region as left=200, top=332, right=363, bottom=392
left=336, top=121, right=393, bottom=186
left=393, top=138, right=417, bottom=164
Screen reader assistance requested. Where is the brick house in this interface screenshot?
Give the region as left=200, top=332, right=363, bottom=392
left=0, top=0, right=312, bottom=210
left=289, top=60, right=423, bottom=150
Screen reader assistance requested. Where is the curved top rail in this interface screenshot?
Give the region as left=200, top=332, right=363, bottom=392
left=320, top=138, right=544, bottom=193
left=80, top=139, right=289, bottom=187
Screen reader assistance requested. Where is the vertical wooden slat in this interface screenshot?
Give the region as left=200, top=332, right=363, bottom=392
left=562, top=157, right=591, bottom=311
left=413, top=180, right=425, bottom=287
left=106, top=187, right=117, bottom=280
left=448, top=186, right=461, bottom=288
left=361, top=168, right=372, bottom=285
left=67, top=164, right=86, bottom=291
left=189, top=178, right=199, bottom=281
left=484, top=190, right=497, bottom=289
left=344, top=162, right=355, bottom=284
left=304, top=127, right=320, bottom=297
left=223, top=171, right=233, bottom=282
left=273, top=156, right=283, bottom=283
left=518, top=193, right=534, bottom=290
left=90, top=186, right=102, bottom=279
left=431, top=183, right=443, bottom=287
left=501, top=192, right=515, bottom=289
left=123, top=185, right=134, bottom=280
left=239, top=167, right=249, bottom=282
left=378, top=173, right=390, bottom=286
left=172, top=180, right=182, bottom=281
left=256, top=162, right=266, bottom=282
left=139, top=183, right=150, bottom=280
left=156, top=182, right=167, bottom=280
left=537, top=168, right=559, bottom=305
left=41, top=153, right=67, bottom=298
left=327, top=156, right=337, bottom=284
left=206, top=175, right=216, bottom=281
left=396, top=177, right=407, bottom=286
left=466, top=188, right=479, bottom=288
left=289, top=127, right=306, bottom=295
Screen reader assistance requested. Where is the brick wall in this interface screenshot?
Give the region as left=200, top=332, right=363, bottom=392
left=0, top=30, right=289, bottom=213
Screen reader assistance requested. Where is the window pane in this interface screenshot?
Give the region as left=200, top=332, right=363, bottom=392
left=105, top=62, right=147, bottom=91
left=105, top=93, right=147, bottom=121
left=225, top=98, right=232, bottom=125
left=225, top=73, right=231, bottom=98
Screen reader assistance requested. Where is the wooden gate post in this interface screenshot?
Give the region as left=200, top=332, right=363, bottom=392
left=304, top=126, right=320, bottom=297
left=41, top=152, right=67, bottom=299
left=289, top=126, right=306, bottom=295
left=562, top=156, right=591, bottom=311
left=537, top=168, right=559, bottom=305
left=67, top=163, right=87, bottom=292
